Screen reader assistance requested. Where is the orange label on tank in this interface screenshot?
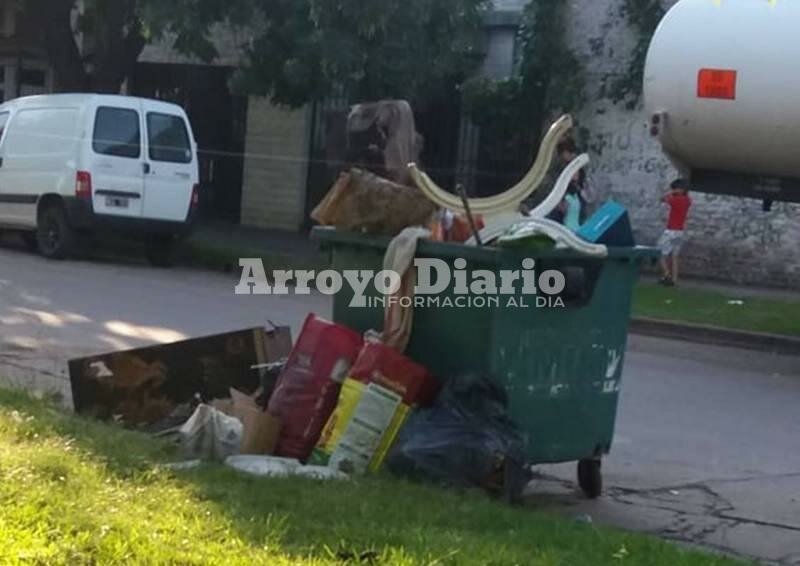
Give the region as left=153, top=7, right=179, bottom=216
left=698, top=69, right=737, bottom=100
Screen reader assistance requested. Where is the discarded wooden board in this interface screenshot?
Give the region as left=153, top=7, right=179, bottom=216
left=68, top=326, right=292, bottom=425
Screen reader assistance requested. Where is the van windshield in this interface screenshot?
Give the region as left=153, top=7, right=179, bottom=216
left=147, top=113, right=191, bottom=164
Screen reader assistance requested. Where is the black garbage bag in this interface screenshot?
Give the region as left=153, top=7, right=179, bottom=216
left=386, top=374, right=529, bottom=501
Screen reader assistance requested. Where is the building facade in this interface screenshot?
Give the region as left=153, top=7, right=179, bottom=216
left=0, top=1, right=55, bottom=100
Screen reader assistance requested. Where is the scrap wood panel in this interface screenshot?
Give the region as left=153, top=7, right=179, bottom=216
left=69, top=327, right=292, bottom=425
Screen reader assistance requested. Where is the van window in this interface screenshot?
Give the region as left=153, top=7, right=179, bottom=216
left=93, top=107, right=141, bottom=158
left=147, top=112, right=191, bottom=163
left=0, top=112, right=9, bottom=140
left=5, top=108, right=79, bottom=157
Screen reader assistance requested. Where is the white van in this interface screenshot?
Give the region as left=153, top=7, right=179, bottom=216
left=0, top=94, right=199, bottom=266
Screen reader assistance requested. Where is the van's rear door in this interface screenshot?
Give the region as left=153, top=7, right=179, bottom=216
left=141, top=103, right=197, bottom=222
left=89, top=100, right=145, bottom=218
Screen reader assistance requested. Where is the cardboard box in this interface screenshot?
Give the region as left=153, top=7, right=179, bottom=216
left=214, top=389, right=281, bottom=455
left=230, top=389, right=281, bottom=455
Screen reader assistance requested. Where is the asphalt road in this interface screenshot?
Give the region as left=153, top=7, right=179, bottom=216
left=1, top=242, right=798, bottom=564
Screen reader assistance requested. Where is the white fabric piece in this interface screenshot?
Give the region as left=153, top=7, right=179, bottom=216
left=225, top=455, right=301, bottom=477
left=465, top=154, right=591, bottom=247
left=179, top=404, right=243, bottom=462
left=225, top=456, right=349, bottom=481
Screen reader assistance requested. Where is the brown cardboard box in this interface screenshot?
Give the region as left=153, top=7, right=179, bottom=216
left=230, top=389, right=281, bottom=455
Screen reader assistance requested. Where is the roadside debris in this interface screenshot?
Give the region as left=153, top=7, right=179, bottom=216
left=225, top=455, right=349, bottom=481
left=378, top=226, right=431, bottom=352
left=387, top=374, right=527, bottom=500
left=64, top=111, right=656, bottom=505
left=311, top=340, right=437, bottom=474
left=68, top=326, right=291, bottom=425
left=163, top=460, right=203, bottom=471
left=267, top=314, right=363, bottom=461
left=225, top=455, right=300, bottom=478
left=180, top=404, right=243, bottom=462
left=311, top=168, right=438, bottom=237
left=213, top=388, right=281, bottom=455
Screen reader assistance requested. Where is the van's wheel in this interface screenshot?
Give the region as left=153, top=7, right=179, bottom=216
left=37, top=205, right=75, bottom=259
left=145, top=235, right=176, bottom=268
left=577, top=459, right=602, bottom=499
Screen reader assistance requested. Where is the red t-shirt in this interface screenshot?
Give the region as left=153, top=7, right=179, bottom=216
left=665, top=193, right=692, bottom=231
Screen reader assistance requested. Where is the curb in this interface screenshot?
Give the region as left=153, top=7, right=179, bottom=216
left=180, top=241, right=328, bottom=273
left=630, top=317, right=800, bottom=356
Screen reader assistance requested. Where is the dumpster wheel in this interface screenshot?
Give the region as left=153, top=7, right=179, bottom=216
left=577, top=459, right=602, bottom=499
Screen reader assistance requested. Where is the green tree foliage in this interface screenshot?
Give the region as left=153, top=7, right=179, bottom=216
left=463, top=0, right=584, bottom=136
left=234, top=0, right=491, bottom=107
left=17, top=0, right=249, bottom=93
left=610, top=0, right=665, bottom=107
left=461, top=0, right=585, bottom=192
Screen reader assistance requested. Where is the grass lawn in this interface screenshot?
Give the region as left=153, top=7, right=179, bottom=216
left=632, top=283, right=800, bottom=337
left=0, top=389, right=741, bottom=565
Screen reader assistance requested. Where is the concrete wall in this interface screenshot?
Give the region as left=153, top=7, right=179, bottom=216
left=239, top=97, right=311, bottom=231
left=564, top=0, right=800, bottom=288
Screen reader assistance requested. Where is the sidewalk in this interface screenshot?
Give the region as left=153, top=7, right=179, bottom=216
left=188, top=220, right=318, bottom=259
left=190, top=220, right=799, bottom=299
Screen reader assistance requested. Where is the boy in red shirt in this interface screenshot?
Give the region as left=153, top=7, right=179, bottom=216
left=657, top=179, right=692, bottom=286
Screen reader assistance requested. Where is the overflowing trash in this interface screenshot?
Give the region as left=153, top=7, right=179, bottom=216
left=267, top=314, right=363, bottom=461
left=311, top=168, right=438, bottom=237
left=312, top=105, right=630, bottom=254
left=65, top=111, right=658, bottom=504
left=311, top=340, right=437, bottom=474
left=68, top=326, right=292, bottom=425
left=216, top=388, right=281, bottom=455
left=68, top=310, right=531, bottom=496
left=179, top=404, right=243, bottom=462
left=346, top=99, right=421, bottom=187
left=162, top=460, right=203, bottom=471
left=225, top=454, right=301, bottom=477
left=225, top=455, right=349, bottom=481
left=386, top=374, right=528, bottom=500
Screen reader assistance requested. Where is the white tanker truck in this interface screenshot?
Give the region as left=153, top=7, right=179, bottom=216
left=644, top=0, right=799, bottom=210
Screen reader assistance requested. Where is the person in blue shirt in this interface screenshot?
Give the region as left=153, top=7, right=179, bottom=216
left=558, top=141, right=594, bottom=219
left=563, top=185, right=582, bottom=231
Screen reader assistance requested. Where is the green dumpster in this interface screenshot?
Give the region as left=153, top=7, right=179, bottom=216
left=312, top=227, right=659, bottom=497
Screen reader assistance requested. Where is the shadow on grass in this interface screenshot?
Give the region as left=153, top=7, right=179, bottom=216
left=0, top=388, right=740, bottom=565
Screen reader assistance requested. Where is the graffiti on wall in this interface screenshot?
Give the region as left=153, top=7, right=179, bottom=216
left=727, top=201, right=797, bottom=248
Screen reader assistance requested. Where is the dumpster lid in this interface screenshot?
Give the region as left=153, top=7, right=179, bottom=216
left=311, top=227, right=661, bottom=263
